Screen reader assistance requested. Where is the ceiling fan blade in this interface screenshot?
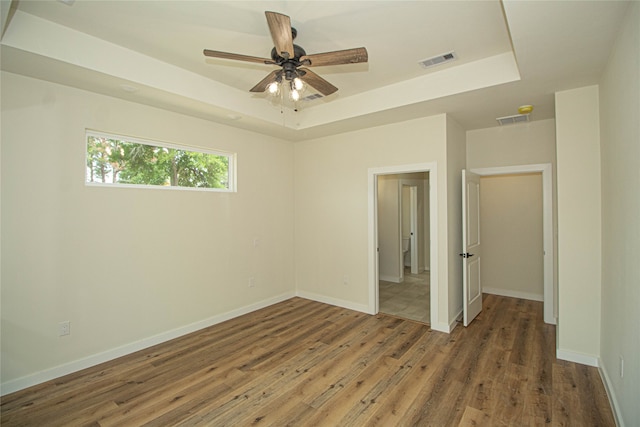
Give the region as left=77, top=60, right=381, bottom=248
left=299, top=68, right=338, bottom=96
left=204, top=49, right=272, bottom=64
left=265, top=11, right=294, bottom=59
left=301, top=47, right=368, bottom=67
left=250, top=70, right=281, bottom=93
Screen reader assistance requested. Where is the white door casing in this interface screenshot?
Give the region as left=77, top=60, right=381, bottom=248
left=462, top=170, right=482, bottom=326
left=368, top=162, right=442, bottom=331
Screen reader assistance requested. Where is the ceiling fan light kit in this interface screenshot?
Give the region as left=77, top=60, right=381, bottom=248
left=203, top=11, right=368, bottom=111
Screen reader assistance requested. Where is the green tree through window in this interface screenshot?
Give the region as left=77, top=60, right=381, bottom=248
left=86, top=133, right=232, bottom=191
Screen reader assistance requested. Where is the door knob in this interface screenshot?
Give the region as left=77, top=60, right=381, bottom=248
left=459, top=253, right=475, bottom=258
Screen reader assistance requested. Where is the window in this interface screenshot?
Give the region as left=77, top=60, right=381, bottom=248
left=85, top=131, right=235, bottom=192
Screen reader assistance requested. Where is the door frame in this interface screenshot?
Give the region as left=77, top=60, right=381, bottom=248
left=470, top=163, right=555, bottom=325
left=368, top=162, right=440, bottom=329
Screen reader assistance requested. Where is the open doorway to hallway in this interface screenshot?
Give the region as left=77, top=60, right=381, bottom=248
left=376, top=172, right=430, bottom=324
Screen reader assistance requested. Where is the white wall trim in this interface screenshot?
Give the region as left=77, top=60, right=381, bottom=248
left=449, top=309, right=463, bottom=333
left=470, top=163, right=555, bottom=325
left=296, top=290, right=371, bottom=314
left=430, top=321, right=450, bottom=333
left=379, top=274, right=402, bottom=283
left=483, top=287, right=544, bottom=302
left=368, top=162, right=440, bottom=329
left=556, top=349, right=599, bottom=367
left=0, top=292, right=295, bottom=396
left=598, top=359, right=625, bottom=427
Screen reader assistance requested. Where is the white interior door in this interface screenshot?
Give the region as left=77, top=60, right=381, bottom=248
left=409, top=186, right=419, bottom=274
left=462, top=170, right=482, bottom=326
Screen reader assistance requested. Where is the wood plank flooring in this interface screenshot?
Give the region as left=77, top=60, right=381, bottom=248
left=1, top=295, right=615, bottom=426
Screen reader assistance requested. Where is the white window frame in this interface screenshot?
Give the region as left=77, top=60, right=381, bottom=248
left=85, top=130, right=236, bottom=192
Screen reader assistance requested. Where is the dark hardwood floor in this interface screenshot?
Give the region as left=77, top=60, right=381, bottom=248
left=1, top=295, right=615, bottom=426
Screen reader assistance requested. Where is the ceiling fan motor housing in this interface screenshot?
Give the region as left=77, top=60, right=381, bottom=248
left=271, top=44, right=307, bottom=63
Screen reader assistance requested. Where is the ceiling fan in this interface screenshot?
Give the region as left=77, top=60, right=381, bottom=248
left=203, top=11, right=368, bottom=100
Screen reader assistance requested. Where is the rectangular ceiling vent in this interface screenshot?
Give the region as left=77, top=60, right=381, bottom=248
left=496, top=114, right=530, bottom=126
left=302, top=93, right=323, bottom=102
left=419, top=51, right=457, bottom=69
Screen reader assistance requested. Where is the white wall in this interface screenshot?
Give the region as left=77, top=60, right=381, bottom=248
left=598, top=2, right=640, bottom=425
left=480, top=173, right=543, bottom=300
left=555, top=85, right=601, bottom=362
left=293, top=114, right=453, bottom=328
left=0, top=72, right=295, bottom=390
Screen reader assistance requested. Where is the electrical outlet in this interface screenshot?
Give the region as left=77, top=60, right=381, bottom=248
left=343, top=275, right=349, bottom=286
left=249, top=277, right=255, bottom=288
left=620, top=355, right=624, bottom=378
left=59, top=321, right=70, bottom=337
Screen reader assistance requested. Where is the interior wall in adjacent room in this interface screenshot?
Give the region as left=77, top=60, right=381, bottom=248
left=480, top=173, right=543, bottom=300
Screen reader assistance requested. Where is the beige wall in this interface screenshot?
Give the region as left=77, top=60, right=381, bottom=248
left=480, top=173, right=543, bottom=300
left=0, top=72, right=295, bottom=386
left=446, top=117, right=466, bottom=319
left=598, top=2, right=640, bottom=425
left=467, top=119, right=557, bottom=316
left=293, top=114, right=455, bottom=329
left=377, top=175, right=402, bottom=282
left=555, top=85, right=601, bottom=360
left=467, top=119, right=557, bottom=169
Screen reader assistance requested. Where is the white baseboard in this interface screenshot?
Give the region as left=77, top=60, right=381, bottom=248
left=598, top=359, right=625, bottom=427
left=483, top=287, right=544, bottom=302
left=1, top=292, right=295, bottom=396
left=428, top=310, right=461, bottom=334
left=429, top=321, right=450, bottom=333
left=556, top=349, right=599, bottom=367
left=450, top=309, right=463, bottom=332
left=296, top=290, right=371, bottom=314
left=379, top=274, right=402, bottom=283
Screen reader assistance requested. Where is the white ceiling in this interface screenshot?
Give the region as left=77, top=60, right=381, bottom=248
left=0, top=0, right=631, bottom=140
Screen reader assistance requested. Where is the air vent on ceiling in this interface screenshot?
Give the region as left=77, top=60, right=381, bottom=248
left=419, top=51, right=457, bottom=69
left=496, top=113, right=530, bottom=126
left=302, top=93, right=324, bottom=102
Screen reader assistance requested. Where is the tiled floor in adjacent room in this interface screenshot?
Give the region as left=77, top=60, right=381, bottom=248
left=379, top=267, right=429, bottom=323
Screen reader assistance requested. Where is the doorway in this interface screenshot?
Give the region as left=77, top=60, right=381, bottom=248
left=367, top=162, right=439, bottom=328
left=470, top=164, right=555, bottom=325
left=377, top=174, right=429, bottom=323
